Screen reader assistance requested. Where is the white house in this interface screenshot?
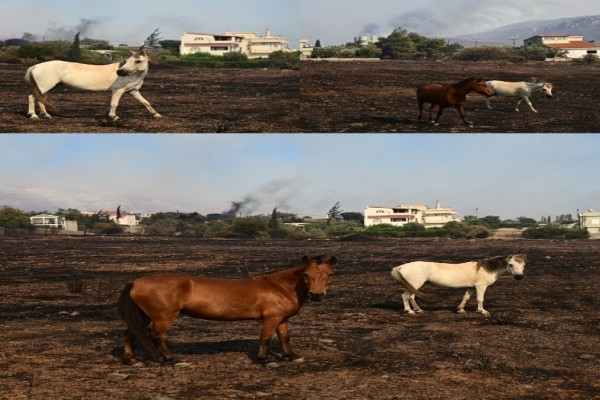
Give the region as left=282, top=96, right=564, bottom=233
left=30, top=214, right=62, bottom=228
left=578, top=209, right=600, bottom=234
left=523, top=35, right=600, bottom=59
left=180, top=29, right=290, bottom=58
left=29, top=214, right=78, bottom=231
left=364, top=201, right=458, bottom=228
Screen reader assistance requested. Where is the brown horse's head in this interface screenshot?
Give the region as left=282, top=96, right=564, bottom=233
left=471, top=78, right=495, bottom=97
left=302, top=255, right=336, bottom=301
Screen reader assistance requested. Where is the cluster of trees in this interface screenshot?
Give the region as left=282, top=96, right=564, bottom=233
left=309, top=26, right=596, bottom=63
left=453, top=45, right=565, bottom=62
left=1, top=206, right=591, bottom=240
left=311, top=28, right=462, bottom=60
left=0, top=29, right=300, bottom=70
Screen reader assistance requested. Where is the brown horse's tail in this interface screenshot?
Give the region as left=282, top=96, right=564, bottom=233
left=25, top=67, right=56, bottom=112
left=391, top=266, right=439, bottom=301
left=116, top=282, right=155, bottom=353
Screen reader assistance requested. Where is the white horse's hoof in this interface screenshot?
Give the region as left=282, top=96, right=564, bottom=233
left=153, top=113, right=163, bottom=119
left=457, top=309, right=466, bottom=314
left=29, top=115, right=40, bottom=120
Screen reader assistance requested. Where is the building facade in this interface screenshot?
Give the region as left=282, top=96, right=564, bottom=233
left=578, top=210, right=600, bottom=234
left=523, top=35, right=600, bottom=59
left=364, top=201, right=458, bottom=228
left=180, top=29, right=290, bottom=58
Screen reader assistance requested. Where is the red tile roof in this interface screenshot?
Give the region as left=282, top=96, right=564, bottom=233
left=545, top=41, right=600, bottom=49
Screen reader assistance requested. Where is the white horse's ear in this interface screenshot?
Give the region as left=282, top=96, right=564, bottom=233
left=130, top=50, right=136, bottom=55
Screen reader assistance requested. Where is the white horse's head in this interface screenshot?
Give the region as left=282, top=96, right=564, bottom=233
left=506, top=254, right=526, bottom=280
left=117, top=50, right=149, bottom=77
left=540, top=83, right=553, bottom=98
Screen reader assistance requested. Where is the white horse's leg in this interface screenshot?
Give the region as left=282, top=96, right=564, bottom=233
left=484, top=98, right=493, bottom=110
left=475, top=285, right=490, bottom=317
left=522, top=96, right=538, bottom=113
left=130, top=90, right=162, bottom=118
left=457, top=289, right=474, bottom=313
left=409, top=294, right=423, bottom=313
left=514, top=98, right=523, bottom=112
left=37, top=101, right=52, bottom=118
left=108, top=89, right=125, bottom=120
left=27, top=94, right=39, bottom=119
left=401, top=291, right=415, bottom=314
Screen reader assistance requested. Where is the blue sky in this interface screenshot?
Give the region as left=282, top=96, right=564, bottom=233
left=0, top=0, right=299, bottom=46
left=1, top=134, right=599, bottom=220
left=300, top=0, right=600, bottom=45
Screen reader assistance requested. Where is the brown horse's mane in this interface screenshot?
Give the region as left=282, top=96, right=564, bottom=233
left=452, top=77, right=483, bottom=87
left=250, top=256, right=326, bottom=281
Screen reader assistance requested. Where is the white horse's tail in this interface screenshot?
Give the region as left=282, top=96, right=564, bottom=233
left=25, top=67, right=56, bottom=111
left=391, top=267, right=439, bottom=301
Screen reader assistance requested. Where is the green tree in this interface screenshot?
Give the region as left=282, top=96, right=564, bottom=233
left=158, top=40, right=180, bottom=55
left=0, top=206, right=32, bottom=233
left=268, top=207, right=279, bottom=230
left=340, top=212, right=364, bottom=222
left=326, top=202, right=343, bottom=225
left=144, top=28, right=163, bottom=48
left=67, top=32, right=82, bottom=61
left=376, top=27, right=416, bottom=59
left=315, top=39, right=322, bottom=48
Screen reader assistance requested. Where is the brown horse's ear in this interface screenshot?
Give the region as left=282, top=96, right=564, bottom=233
left=328, top=256, right=337, bottom=265
left=302, top=255, right=311, bottom=264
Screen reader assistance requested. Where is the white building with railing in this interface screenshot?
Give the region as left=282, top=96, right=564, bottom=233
left=180, top=29, right=290, bottom=58
left=364, top=201, right=458, bottom=228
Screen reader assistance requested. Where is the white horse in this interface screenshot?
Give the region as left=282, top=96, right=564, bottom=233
left=390, top=254, right=527, bottom=317
left=25, top=49, right=161, bottom=121
left=484, top=80, right=553, bottom=113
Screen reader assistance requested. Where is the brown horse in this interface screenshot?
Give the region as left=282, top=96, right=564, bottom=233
left=116, top=255, right=336, bottom=365
left=417, top=77, right=494, bottom=126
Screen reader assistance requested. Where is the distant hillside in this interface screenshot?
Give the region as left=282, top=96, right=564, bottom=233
left=450, top=15, right=600, bottom=47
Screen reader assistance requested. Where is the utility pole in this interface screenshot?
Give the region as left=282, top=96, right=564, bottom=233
left=510, top=36, right=518, bottom=47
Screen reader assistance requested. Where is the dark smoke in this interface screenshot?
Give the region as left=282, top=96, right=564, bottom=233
left=220, top=179, right=298, bottom=218
left=360, top=23, right=381, bottom=36
left=45, top=18, right=103, bottom=40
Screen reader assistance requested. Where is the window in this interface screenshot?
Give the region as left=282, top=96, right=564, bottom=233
left=211, top=46, right=229, bottom=51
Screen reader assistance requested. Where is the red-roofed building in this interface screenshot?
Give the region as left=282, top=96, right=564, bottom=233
left=524, top=35, right=600, bottom=59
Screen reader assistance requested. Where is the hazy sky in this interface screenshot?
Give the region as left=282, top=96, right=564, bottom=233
left=300, top=0, right=600, bottom=45
left=0, top=0, right=299, bottom=46
left=1, top=134, right=599, bottom=220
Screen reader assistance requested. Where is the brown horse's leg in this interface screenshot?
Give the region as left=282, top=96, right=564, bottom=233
left=428, top=104, right=437, bottom=122
left=417, top=100, right=424, bottom=121
left=149, top=318, right=176, bottom=363
left=434, top=106, right=445, bottom=124
left=257, top=317, right=281, bottom=361
left=276, top=322, right=297, bottom=360
left=457, top=104, right=471, bottom=125
left=123, top=328, right=140, bottom=365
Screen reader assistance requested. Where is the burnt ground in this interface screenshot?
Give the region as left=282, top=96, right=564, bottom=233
left=1, top=236, right=599, bottom=399
left=0, top=64, right=299, bottom=133
left=300, top=60, right=600, bottom=133
left=2, top=60, right=599, bottom=133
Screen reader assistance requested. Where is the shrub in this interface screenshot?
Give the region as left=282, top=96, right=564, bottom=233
left=93, top=222, right=124, bottom=235
left=522, top=225, right=589, bottom=239
left=268, top=50, right=300, bottom=69
left=442, top=221, right=493, bottom=239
